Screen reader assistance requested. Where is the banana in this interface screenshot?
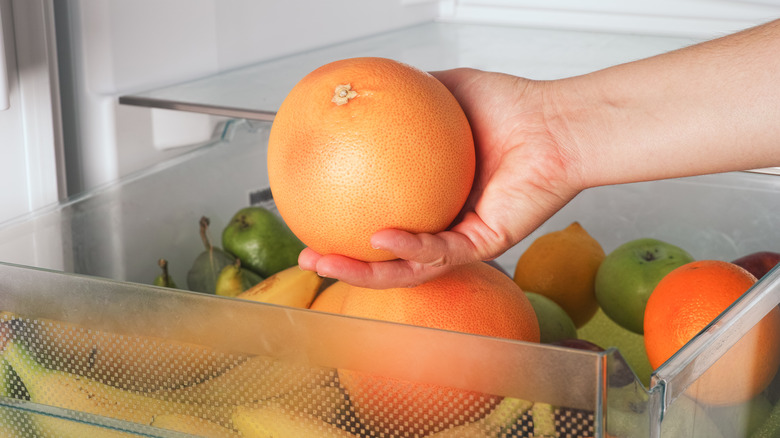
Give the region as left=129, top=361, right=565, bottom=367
left=2, top=313, right=250, bottom=393
left=151, top=385, right=348, bottom=438
left=268, top=383, right=348, bottom=425
left=427, top=397, right=534, bottom=438
left=151, top=413, right=239, bottom=437
left=0, top=266, right=321, bottom=396
left=231, top=383, right=350, bottom=438
left=160, top=353, right=334, bottom=407
left=233, top=402, right=356, bottom=438
left=1, top=358, right=35, bottom=438
left=236, top=265, right=323, bottom=308
left=1, top=358, right=13, bottom=397
left=531, top=402, right=556, bottom=437
left=1, top=339, right=233, bottom=438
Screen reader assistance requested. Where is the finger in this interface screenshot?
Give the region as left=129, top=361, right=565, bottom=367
left=314, top=254, right=452, bottom=289
left=429, top=68, right=474, bottom=92
left=370, top=228, right=481, bottom=267
left=298, top=247, right=322, bottom=271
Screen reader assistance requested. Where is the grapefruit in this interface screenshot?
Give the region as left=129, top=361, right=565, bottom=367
left=312, top=262, right=539, bottom=436
left=267, top=57, right=475, bottom=261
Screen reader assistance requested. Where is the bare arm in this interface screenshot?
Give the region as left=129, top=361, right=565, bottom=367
left=299, top=19, right=780, bottom=289
left=555, top=19, right=780, bottom=188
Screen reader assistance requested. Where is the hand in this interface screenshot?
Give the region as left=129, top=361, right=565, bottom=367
left=299, top=68, right=584, bottom=288
left=299, top=20, right=780, bottom=289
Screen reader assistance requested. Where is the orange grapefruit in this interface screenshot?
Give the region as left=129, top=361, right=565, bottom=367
left=318, top=262, right=539, bottom=436
left=309, top=280, right=350, bottom=314
left=267, top=57, right=475, bottom=261
left=644, top=260, right=780, bottom=405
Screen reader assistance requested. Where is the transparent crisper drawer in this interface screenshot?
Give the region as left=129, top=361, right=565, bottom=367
left=1, top=120, right=780, bottom=437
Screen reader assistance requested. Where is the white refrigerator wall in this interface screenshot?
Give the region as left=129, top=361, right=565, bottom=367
left=0, top=0, right=65, bottom=225
left=55, top=0, right=440, bottom=197
left=2, top=0, right=779, bottom=228
left=52, top=0, right=780, bottom=199
left=442, top=0, right=780, bottom=37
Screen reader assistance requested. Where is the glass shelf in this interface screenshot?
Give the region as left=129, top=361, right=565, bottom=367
left=118, top=21, right=699, bottom=120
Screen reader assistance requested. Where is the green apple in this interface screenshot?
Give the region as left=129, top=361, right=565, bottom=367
left=524, top=292, right=577, bottom=344
left=222, top=206, right=306, bottom=278
left=752, top=398, right=780, bottom=438
left=607, top=391, right=724, bottom=438
left=705, top=393, right=772, bottom=438
left=595, top=238, right=694, bottom=334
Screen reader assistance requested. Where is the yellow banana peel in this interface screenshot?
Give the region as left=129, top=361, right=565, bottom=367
left=237, top=265, right=322, bottom=308
left=2, top=339, right=233, bottom=437
left=233, top=402, right=355, bottom=438
left=151, top=413, right=240, bottom=437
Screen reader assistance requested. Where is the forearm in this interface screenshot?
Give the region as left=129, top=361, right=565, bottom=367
left=548, top=19, right=780, bottom=189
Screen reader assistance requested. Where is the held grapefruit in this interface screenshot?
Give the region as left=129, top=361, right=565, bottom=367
left=644, top=260, right=780, bottom=405
left=314, top=262, right=539, bottom=436
left=267, top=57, right=475, bottom=262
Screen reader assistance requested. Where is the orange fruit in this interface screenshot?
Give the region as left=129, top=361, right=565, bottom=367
left=267, top=57, right=475, bottom=262
left=644, top=260, right=780, bottom=405
left=513, top=222, right=605, bottom=328
left=329, top=262, right=539, bottom=436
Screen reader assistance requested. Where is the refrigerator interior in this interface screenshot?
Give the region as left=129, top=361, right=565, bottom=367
left=1, top=2, right=780, bottom=437
left=4, top=0, right=780, bottom=224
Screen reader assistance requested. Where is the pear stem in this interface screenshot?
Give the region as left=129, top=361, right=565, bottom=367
left=199, top=216, right=214, bottom=251
left=158, top=258, right=171, bottom=286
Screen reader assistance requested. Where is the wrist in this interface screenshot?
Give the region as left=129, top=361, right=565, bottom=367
left=538, top=76, right=603, bottom=193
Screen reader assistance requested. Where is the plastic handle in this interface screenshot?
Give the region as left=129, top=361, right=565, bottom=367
left=0, top=6, right=9, bottom=110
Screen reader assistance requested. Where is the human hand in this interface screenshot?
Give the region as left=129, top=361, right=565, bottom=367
left=299, top=68, right=584, bottom=288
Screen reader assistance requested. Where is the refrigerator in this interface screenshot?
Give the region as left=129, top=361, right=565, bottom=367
left=2, top=1, right=780, bottom=437
left=4, top=0, right=780, bottom=227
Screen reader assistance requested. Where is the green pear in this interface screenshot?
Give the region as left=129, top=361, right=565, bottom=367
left=221, top=206, right=305, bottom=278
left=153, top=258, right=178, bottom=288
left=187, top=217, right=236, bottom=294
left=524, top=292, right=577, bottom=344
left=215, top=259, right=263, bottom=298
left=595, top=238, right=694, bottom=334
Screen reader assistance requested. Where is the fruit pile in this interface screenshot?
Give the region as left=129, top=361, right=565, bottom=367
left=513, top=221, right=780, bottom=437
left=153, top=206, right=310, bottom=300
left=148, top=203, right=342, bottom=313
left=0, top=202, right=345, bottom=437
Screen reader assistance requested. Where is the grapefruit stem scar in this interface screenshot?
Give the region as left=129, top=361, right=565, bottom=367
left=332, top=84, right=357, bottom=105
